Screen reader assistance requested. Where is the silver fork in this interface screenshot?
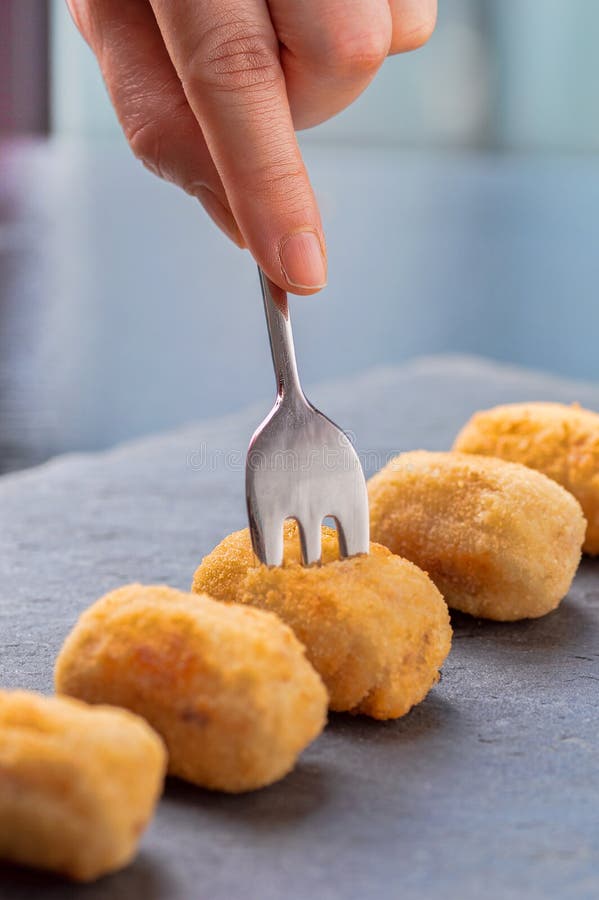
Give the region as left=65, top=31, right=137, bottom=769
left=246, top=268, right=369, bottom=566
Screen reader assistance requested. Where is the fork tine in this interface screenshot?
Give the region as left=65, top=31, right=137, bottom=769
left=296, top=517, right=322, bottom=565
left=335, top=514, right=369, bottom=558
left=252, top=517, right=283, bottom=566
left=248, top=502, right=284, bottom=566
left=262, top=520, right=284, bottom=567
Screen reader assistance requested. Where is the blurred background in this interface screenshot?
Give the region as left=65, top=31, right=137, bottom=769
left=1, top=0, right=599, bottom=472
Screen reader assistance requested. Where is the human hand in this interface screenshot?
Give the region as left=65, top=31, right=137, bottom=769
left=68, top=0, right=436, bottom=293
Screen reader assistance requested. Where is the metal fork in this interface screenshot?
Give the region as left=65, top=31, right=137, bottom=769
left=246, top=268, right=369, bottom=566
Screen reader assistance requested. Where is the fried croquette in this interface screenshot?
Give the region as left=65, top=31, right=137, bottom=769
left=192, top=522, right=452, bottom=720
left=453, top=401, right=599, bottom=555
left=368, top=451, right=586, bottom=621
left=0, top=690, right=166, bottom=882
left=55, top=584, right=327, bottom=793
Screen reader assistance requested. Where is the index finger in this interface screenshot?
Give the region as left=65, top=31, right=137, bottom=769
left=149, top=0, right=327, bottom=294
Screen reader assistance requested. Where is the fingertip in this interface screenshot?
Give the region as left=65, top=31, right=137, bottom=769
left=389, top=0, right=437, bottom=54
left=286, top=283, right=327, bottom=297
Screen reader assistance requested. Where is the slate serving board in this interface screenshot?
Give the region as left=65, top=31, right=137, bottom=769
left=1, top=355, right=598, bottom=900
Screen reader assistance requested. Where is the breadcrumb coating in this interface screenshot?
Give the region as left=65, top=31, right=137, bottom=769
left=192, top=523, right=452, bottom=720
left=453, top=401, right=599, bottom=554
left=0, top=690, right=166, bottom=881
left=368, top=451, right=585, bottom=621
left=55, top=584, right=327, bottom=793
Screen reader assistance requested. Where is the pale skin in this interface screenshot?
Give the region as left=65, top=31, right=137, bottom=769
left=68, top=0, right=437, bottom=293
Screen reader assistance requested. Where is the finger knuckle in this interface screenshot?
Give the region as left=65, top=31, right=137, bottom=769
left=242, top=157, right=311, bottom=211
left=323, top=18, right=391, bottom=76
left=126, top=117, right=166, bottom=177
left=183, top=21, right=282, bottom=94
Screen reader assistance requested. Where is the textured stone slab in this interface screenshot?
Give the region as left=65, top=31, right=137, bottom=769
left=1, top=355, right=598, bottom=900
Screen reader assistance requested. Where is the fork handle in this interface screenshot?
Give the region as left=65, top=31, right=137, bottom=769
left=258, top=267, right=303, bottom=402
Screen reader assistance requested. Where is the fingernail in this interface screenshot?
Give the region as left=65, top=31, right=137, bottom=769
left=279, top=230, right=327, bottom=290
left=196, top=187, right=246, bottom=249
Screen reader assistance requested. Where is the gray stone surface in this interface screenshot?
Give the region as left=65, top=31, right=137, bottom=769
left=1, top=354, right=598, bottom=900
